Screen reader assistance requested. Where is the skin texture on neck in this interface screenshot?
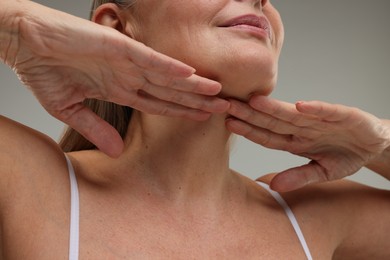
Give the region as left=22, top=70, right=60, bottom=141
left=113, top=111, right=246, bottom=207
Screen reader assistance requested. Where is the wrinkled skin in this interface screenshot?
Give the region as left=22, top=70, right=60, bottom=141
left=227, top=95, right=390, bottom=191
left=2, top=1, right=229, bottom=157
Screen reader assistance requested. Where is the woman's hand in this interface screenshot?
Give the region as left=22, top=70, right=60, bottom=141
left=226, top=95, right=390, bottom=192
left=1, top=0, right=229, bottom=157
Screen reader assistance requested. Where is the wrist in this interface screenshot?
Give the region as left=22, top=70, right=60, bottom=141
left=0, top=0, right=27, bottom=66
left=366, top=119, right=390, bottom=180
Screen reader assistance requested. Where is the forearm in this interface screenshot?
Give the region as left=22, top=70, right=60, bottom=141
left=366, top=119, right=390, bottom=180
left=0, top=0, right=26, bottom=66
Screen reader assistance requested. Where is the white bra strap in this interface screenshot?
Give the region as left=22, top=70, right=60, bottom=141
left=257, top=182, right=313, bottom=260
left=65, top=155, right=80, bottom=260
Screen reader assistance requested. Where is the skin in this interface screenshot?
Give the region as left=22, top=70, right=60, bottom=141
left=227, top=96, right=390, bottom=191
left=124, top=0, right=283, bottom=99
left=1, top=0, right=390, bottom=259
left=0, top=0, right=230, bottom=157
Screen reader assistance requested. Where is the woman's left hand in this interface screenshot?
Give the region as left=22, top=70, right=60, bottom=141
left=226, top=95, right=390, bottom=192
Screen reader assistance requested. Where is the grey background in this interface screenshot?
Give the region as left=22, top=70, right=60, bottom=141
left=1, top=1, right=389, bottom=189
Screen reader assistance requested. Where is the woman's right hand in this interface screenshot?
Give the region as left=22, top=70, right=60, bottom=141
left=0, top=0, right=229, bottom=157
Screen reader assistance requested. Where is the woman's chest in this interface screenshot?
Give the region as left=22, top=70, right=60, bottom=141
left=72, top=203, right=331, bottom=260
left=3, top=206, right=333, bottom=260
left=2, top=187, right=335, bottom=260
left=77, top=224, right=309, bottom=259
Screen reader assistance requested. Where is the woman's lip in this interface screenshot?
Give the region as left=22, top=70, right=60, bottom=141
left=219, top=14, right=272, bottom=39
left=225, top=24, right=271, bottom=40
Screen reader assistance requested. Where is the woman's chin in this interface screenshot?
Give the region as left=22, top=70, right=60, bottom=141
left=216, top=63, right=278, bottom=101
left=219, top=79, right=275, bottom=101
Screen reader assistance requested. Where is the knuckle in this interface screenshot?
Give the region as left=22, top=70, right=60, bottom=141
left=270, top=102, right=283, bottom=116
left=200, top=97, right=219, bottom=111
left=157, top=106, right=170, bottom=116
left=137, top=78, right=151, bottom=91
left=145, top=50, right=159, bottom=68
left=165, top=77, right=177, bottom=87
left=249, top=130, right=271, bottom=147
left=316, top=166, right=332, bottom=182
left=264, top=117, right=278, bottom=131
left=260, top=133, right=273, bottom=147
left=169, top=91, right=185, bottom=104
left=240, top=107, right=255, bottom=121
left=291, top=113, right=307, bottom=127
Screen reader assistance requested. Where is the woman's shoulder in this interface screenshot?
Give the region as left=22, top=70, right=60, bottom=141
left=0, top=116, right=74, bottom=256
left=0, top=116, right=69, bottom=203
left=256, top=173, right=389, bottom=217
left=255, top=173, right=390, bottom=258
left=0, top=115, right=65, bottom=165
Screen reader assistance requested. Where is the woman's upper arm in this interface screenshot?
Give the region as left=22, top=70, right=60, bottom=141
left=333, top=182, right=390, bottom=259
left=0, top=115, right=64, bottom=218
left=0, top=116, right=22, bottom=259
left=0, top=116, right=22, bottom=213
left=0, top=116, right=67, bottom=258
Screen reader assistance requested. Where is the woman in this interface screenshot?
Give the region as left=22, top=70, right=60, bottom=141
left=1, top=0, right=389, bottom=259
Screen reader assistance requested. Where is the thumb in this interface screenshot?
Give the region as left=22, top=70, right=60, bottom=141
left=270, top=161, right=329, bottom=192
left=56, top=103, right=124, bottom=158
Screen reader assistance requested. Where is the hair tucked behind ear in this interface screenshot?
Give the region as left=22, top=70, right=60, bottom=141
left=90, top=0, right=137, bottom=19
left=59, top=0, right=136, bottom=153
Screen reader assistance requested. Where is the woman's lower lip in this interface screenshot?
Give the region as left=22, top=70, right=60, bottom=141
left=224, top=25, right=271, bottom=40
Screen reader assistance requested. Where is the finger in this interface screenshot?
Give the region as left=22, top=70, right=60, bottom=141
left=122, top=38, right=223, bottom=96
left=55, top=103, right=124, bottom=158
left=73, top=25, right=196, bottom=78
left=228, top=99, right=305, bottom=136
left=125, top=90, right=213, bottom=121
left=111, top=86, right=217, bottom=120
left=296, top=100, right=361, bottom=123
left=270, top=161, right=331, bottom=192
left=249, top=95, right=317, bottom=127
left=143, top=70, right=223, bottom=96
left=226, top=118, right=310, bottom=153
left=141, top=84, right=229, bottom=114
left=123, top=38, right=196, bottom=78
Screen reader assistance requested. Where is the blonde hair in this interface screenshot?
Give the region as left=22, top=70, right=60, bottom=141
left=60, top=0, right=136, bottom=153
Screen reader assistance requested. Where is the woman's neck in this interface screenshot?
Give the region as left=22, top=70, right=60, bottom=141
left=114, top=111, right=245, bottom=206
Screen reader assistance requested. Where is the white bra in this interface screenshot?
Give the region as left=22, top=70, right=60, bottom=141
left=65, top=155, right=313, bottom=260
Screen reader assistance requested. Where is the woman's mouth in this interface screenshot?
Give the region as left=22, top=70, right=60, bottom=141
left=219, top=14, right=272, bottom=40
